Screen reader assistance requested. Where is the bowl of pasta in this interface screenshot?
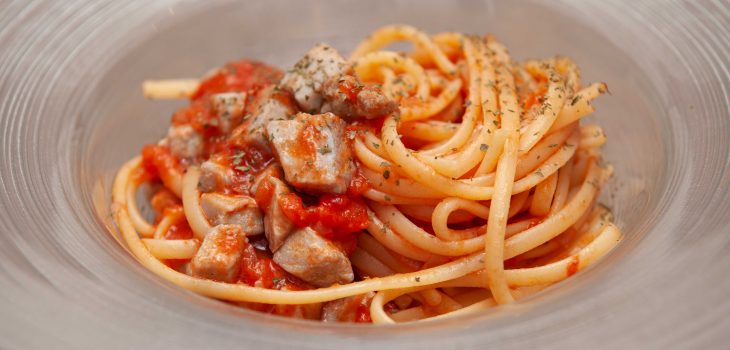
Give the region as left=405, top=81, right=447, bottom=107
left=0, top=0, right=728, bottom=349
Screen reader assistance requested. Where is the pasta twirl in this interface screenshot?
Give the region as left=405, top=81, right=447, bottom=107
left=112, top=25, right=621, bottom=324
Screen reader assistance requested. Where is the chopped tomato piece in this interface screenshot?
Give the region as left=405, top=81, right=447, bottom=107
left=347, top=168, right=371, bottom=196
left=191, top=60, right=283, bottom=101
left=164, top=221, right=194, bottom=240
left=164, top=259, right=190, bottom=271
left=355, top=301, right=373, bottom=323
left=150, top=188, right=181, bottom=214
left=338, top=77, right=362, bottom=102
left=238, top=242, right=308, bottom=290
left=141, top=144, right=182, bottom=186
left=278, top=193, right=370, bottom=241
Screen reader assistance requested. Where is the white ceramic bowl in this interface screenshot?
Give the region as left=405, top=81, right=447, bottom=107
left=1, top=1, right=729, bottom=348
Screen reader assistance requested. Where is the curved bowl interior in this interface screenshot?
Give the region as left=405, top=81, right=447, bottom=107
left=83, top=0, right=666, bottom=337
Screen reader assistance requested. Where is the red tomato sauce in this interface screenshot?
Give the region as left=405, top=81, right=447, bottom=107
left=566, top=255, right=580, bottom=277
left=347, top=168, right=371, bottom=196
left=338, top=77, right=362, bottom=102
left=164, top=221, right=194, bottom=240
left=161, top=221, right=195, bottom=270
left=144, top=59, right=281, bottom=179
left=141, top=144, right=182, bottom=184
left=355, top=300, right=373, bottom=323
left=236, top=240, right=312, bottom=316
left=504, top=256, right=525, bottom=269
left=238, top=239, right=308, bottom=290
left=140, top=59, right=376, bottom=298
left=278, top=193, right=370, bottom=240
left=150, top=188, right=181, bottom=215
left=170, top=99, right=217, bottom=134
left=198, top=143, right=274, bottom=195
left=190, top=60, right=282, bottom=101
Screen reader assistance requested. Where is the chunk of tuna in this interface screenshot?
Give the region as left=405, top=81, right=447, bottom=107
left=321, top=292, right=375, bottom=322
left=229, top=86, right=297, bottom=153
left=210, top=92, right=247, bottom=134
left=200, top=193, right=264, bottom=236
left=281, top=44, right=346, bottom=112
left=273, top=227, right=354, bottom=287
left=190, top=224, right=247, bottom=282
left=166, top=124, right=203, bottom=161
left=250, top=163, right=283, bottom=195
left=321, top=74, right=398, bottom=119
left=198, top=160, right=233, bottom=193
left=257, top=176, right=296, bottom=252
left=266, top=112, right=354, bottom=194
